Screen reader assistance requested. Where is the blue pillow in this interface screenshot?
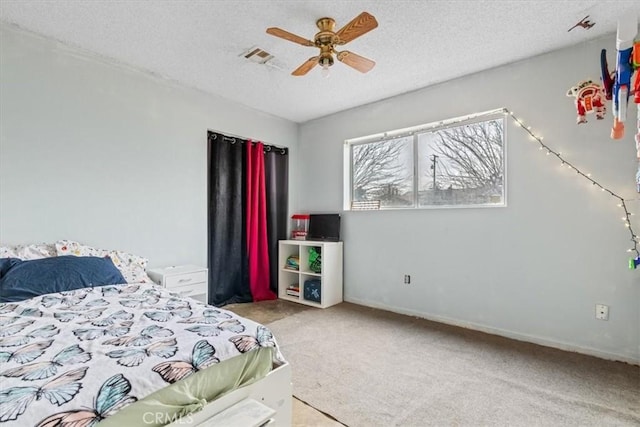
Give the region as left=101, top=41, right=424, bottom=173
left=0, top=256, right=127, bottom=303
left=0, top=258, right=21, bottom=279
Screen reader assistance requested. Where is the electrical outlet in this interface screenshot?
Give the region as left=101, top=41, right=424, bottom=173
left=595, top=304, right=609, bottom=321
left=404, top=275, right=411, bottom=284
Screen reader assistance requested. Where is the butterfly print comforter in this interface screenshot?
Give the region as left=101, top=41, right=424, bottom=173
left=0, top=283, right=285, bottom=425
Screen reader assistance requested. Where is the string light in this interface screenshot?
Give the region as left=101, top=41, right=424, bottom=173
left=503, top=108, right=639, bottom=262
left=350, top=106, right=638, bottom=265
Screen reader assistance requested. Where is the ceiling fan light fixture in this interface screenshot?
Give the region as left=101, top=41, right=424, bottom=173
left=319, top=55, right=333, bottom=78
left=319, top=56, right=333, bottom=67
left=321, top=62, right=330, bottom=78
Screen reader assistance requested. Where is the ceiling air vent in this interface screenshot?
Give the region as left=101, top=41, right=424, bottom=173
left=242, top=46, right=274, bottom=64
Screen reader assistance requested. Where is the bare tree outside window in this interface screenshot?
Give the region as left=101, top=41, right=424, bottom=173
left=347, top=112, right=506, bottom=210
left=352, top=136, right=413, bottom=208
left=418, top=118, right=505, bottom=206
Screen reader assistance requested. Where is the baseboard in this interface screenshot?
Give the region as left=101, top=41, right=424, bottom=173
left=345, top=297, right=640, bottom=366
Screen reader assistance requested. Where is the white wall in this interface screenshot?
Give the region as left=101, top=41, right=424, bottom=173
left=0, top=25, right=298, bottom=268
left=299, top=34, right=640, bottom=363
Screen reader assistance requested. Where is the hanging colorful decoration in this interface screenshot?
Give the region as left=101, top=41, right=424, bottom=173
left=634, top=38, right=640, bottom=195
left=504, top=108, right=640, bottom=269
left=595, top=15, right=640, bottom=269
left=566, top=79, right=607, bottom=124
left=600, top=15, right=638, bottom=140
left=599, top=13, right=639, bottom=207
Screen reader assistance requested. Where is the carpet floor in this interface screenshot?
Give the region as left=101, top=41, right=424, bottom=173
left=267, top=303, right=640, bottom=427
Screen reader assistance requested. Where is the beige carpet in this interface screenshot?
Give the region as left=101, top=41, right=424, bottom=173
left=267, top=303, right=640, bottom=427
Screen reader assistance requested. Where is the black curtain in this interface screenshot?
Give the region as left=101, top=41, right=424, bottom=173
left=207, top=131, right=288, bottom=305
left=265, top=148, right=289, bottom=294
left=207, top=132, right=252, bottom=306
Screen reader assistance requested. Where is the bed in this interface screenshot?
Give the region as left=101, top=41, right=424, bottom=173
left=0, top=241, right=292, bottom=426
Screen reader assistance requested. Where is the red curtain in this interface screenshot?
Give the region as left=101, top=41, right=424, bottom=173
left=246, top=141, right=277, bottom=301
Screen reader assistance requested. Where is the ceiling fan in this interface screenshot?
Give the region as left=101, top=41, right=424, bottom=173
left=266, top=11, right=378, bottom=77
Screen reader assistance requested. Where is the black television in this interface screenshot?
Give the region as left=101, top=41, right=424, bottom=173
left=307, top=214, right=341, bottom=242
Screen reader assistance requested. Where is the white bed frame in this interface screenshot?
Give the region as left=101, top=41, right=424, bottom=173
left=167, top=362, right=292, bottom=426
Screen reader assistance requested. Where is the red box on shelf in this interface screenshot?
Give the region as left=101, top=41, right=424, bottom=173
left=291, top=214, right=310, bottom=240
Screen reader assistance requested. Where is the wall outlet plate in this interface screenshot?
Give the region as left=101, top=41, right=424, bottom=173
left=595, top=304, right=609, bottom=321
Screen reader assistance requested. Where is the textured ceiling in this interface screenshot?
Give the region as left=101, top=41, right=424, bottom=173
left=1, top=1, right=639, bottom=123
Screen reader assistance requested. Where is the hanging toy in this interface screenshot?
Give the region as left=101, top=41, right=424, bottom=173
left=634, top=38, right=640, bottom=154
left=629, top=256, right=640, bottom=269
left=630, top=36, right=640, bottom=193
left=636, top=74, right=640, bottom=193
left=600, top=15, right=638, bottom=139
left=566, top=80, right=607, bottom=124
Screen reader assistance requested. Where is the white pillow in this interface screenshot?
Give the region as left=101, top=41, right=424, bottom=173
left=55, top=240, right=152, bottom=284
left=0, top=243, right=56, bottom=260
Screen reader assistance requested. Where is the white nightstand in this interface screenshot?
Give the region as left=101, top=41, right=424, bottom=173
left=147, top=265, right=208, bottom=304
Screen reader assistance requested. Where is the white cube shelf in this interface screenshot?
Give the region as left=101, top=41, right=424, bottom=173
left=278, top=240, right=343, bottom=308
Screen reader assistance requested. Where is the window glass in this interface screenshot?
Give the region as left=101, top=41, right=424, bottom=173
left=351, top=136, right=414, bottom=208
left=417, top=119, right=505, bottom=207
left=347, top=113, right=505, bottom=210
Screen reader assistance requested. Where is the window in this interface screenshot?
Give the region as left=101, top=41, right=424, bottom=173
left=351, top=135, right=414, bottom=209
left=345, top=110, right=506, bottom=210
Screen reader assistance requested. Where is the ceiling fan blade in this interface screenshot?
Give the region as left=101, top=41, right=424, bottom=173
left=337, top=51, right=375, bottom=73
left=266, top=27, right=315, bottom=47
left=292, top=56, right=320, bottom=76
left=335, top=12, right=378, bottom=45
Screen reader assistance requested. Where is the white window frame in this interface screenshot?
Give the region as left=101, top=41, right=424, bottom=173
left=344, top=108, right=508, bottom=211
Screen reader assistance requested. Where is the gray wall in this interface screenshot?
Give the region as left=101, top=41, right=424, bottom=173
left=299, top=34, right=640, bottom=363
left=0, top=25, right=299, bottom=268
